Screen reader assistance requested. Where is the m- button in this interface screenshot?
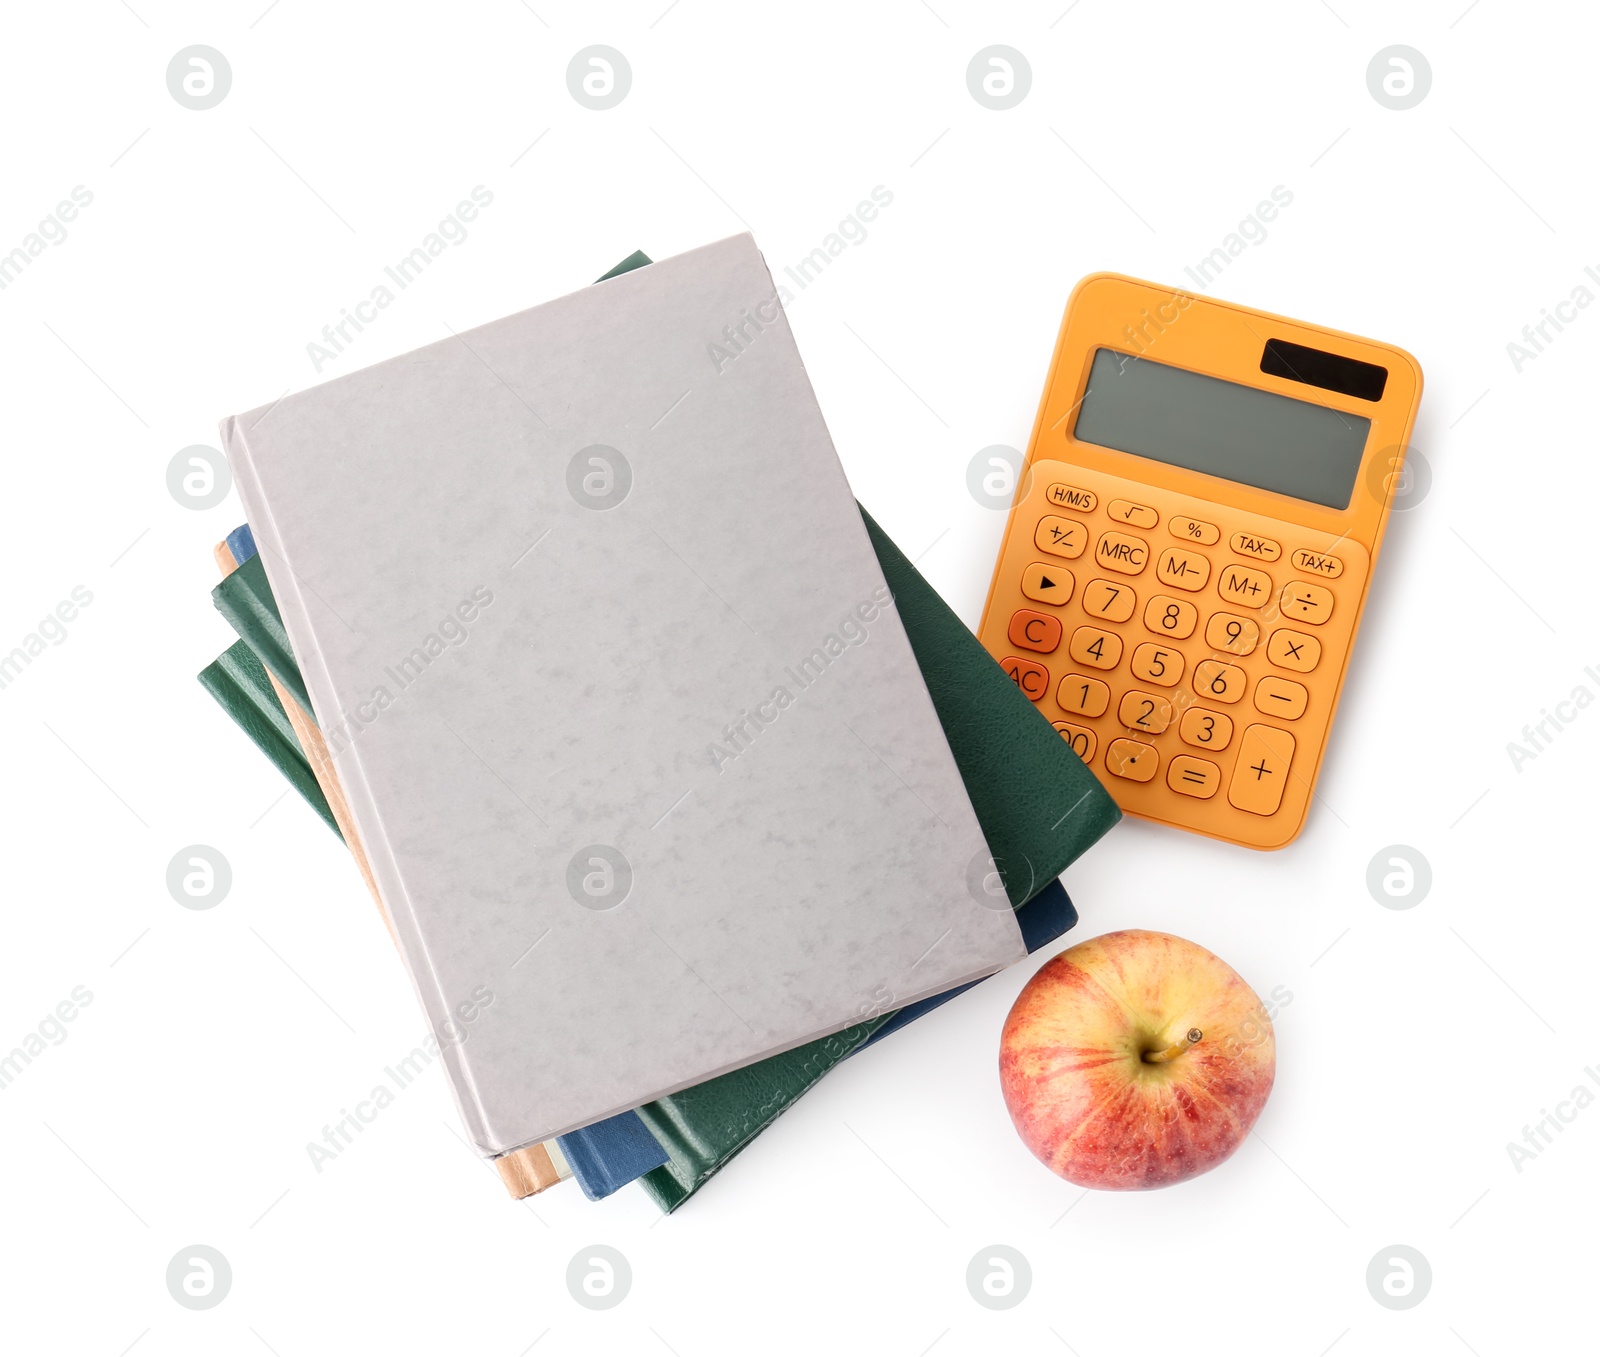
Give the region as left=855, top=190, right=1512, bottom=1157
left=1094, top=531, right=1149, bottom=576
left=1227, top=724, right=1297, bottom=816
left=1155, top=547, right=1210, bottom=592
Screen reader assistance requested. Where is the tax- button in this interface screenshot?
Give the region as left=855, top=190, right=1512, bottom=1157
left=1253, top=675, right=1308, bottom=720
left=1155, top=547, right=1210, bottom=592
left=1007, top=609, right=1062, bottom=654
left=1108, top=499, right=1158, bottom=529
left=1094, top=531, right=1150, bottom=575
left=1035, top=515, right=1087, bottom=559
left=1290, top=548, right=1344, bottom=579
left=1217, top=563, right=1273, bottom=606
left=1280, top=580, right=1335, bottom=625
left=1106, top=737, right=1159, bottom=783
left=1228, top=724, right=1297, bottom=817
left=1230, top=531, right=1281, bottom=562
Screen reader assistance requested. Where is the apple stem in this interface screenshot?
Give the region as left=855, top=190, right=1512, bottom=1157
left=1143, top=1028, right=1203, bottom=1064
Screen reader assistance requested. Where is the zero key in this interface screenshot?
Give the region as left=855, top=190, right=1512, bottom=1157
left=1227, top=724, right=1297, bottom=817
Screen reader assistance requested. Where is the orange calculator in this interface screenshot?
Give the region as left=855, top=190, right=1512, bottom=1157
left=978, top=274, right=1422, bottom=849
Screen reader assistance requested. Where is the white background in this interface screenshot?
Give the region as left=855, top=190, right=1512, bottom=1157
left=0, top=2, right=1593, bottom=1354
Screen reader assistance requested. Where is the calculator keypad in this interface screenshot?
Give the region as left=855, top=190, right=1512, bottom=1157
left=981, top=459, right=1369, bottom=848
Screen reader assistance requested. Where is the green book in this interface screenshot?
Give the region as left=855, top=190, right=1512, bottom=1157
left=214, top=552, right=311, bottom=716
left=198, top=639, right=338, bottom=835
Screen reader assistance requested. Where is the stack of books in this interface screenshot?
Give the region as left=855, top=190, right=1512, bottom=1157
left=199, top=236, right=1120, bottom=1209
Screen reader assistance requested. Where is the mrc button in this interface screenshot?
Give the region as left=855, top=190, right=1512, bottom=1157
left=1094, top=531, right=1149, bottom=575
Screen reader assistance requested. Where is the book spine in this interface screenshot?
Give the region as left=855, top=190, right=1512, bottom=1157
left=198, top=641, right=339, bottom=835
left=212, top=553, right=313, bottom=716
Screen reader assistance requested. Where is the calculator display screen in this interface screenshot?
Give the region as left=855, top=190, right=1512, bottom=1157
left=1073, top=349, right=1371, bottom=509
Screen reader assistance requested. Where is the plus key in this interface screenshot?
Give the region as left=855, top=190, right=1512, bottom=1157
left=1227, top=724, right=1297, bottom=816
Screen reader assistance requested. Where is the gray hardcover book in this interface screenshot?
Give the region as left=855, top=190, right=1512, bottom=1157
left=222, top=233, right=1024, bottom=1155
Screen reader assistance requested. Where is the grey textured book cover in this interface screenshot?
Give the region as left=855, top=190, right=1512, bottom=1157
left=222, top=233, right=1024, bottom=1154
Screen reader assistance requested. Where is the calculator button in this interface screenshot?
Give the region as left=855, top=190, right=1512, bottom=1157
left=1119, top=689, right=1175, bottom=734
left=1217, top=564, right=1273, bottom=607
left=1051, top=721, right=1097, bottom=763
left=1130, top=643, right=1184, bottom=688
left=1230, top=531, right=1282, bottom=562
left=1290, top=548, right=1344, bottom=579
left=1035, top=515, right=1088, bottom=559
left=1170, top=516, right=1220, bottom=545
left=1001, top=656, right=1050, bottom=702
left=1008, top=609, right=1062, bottom=654
left=1093, top=531, right=1150, bottom=576
left=1143, top=595, right=1198, bottom=640
left=1280, top=580, right=1335, bottom=625
left=1179, top=707, right=1234, bottom=751
left=1228, top=724, right=1297, bottom=816
left=1266, top=628, right=1321, bottom=673
left=1193, top=659, right=1246, bottom=703
left=1105, top=738, right=1159, bottom=783
left=1254, top=675, right=1309, bottom=720
left=1108, top=498, right=1159, bottom=529
left=1081, top=578, right=1137, bottom=622
left=1045, top=483, right=1097, bottom=513
left=1155, top=547, right=1211, bottom=592
left=1020, top=561, right=1074, bottom=606
left=1056, top=673, right=1110, bottom=717
left=1204, top=612, right=1259, bottom=656
left=1167, top=755, right=1221, bottom=799
left=1069, top=626, right=1123, bottom=670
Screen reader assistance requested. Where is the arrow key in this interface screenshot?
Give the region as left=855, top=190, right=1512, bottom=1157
left=1021, top=561, right=1075, bottom=606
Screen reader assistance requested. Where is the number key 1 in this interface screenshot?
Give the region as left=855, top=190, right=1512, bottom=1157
left=1056, top=673, right=1110, bottom=717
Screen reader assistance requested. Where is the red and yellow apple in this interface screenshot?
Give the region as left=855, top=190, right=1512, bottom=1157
left=999, top=929, right=1275, bottom=1190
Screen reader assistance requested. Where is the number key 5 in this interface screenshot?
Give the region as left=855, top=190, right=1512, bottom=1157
left=1131, top=643, right=1183, bottom=687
